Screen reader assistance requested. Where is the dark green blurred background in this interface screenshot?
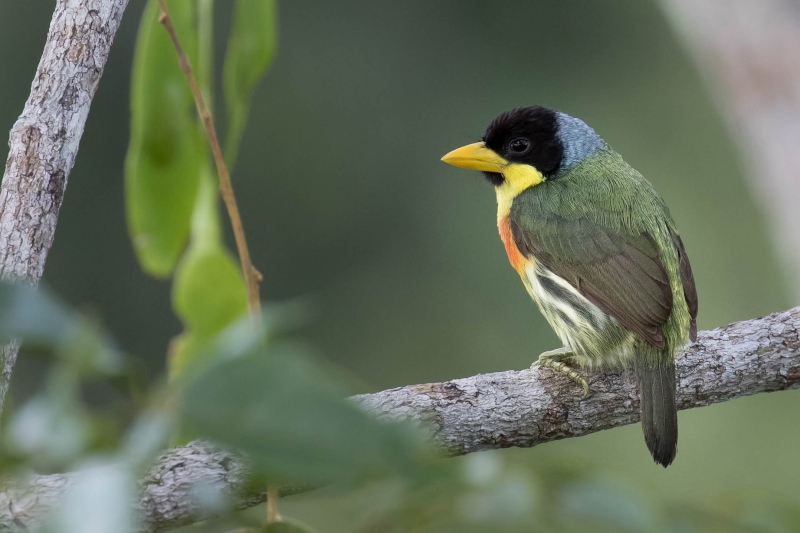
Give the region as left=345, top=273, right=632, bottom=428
left=1, top=0, right=798, bottom=528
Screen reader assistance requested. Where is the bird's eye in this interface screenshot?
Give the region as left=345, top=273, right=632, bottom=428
left=508, top=138, right=531, bottom=154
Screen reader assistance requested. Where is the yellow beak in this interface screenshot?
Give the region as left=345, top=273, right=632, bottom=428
left=441, top=142, right=508, bottom=173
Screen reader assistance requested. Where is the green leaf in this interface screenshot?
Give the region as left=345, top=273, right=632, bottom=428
left=559, top=480, right=654, bottom=532
left=181, top=343, right=427, bottom=486
left=223, top=0, right=278, bottom=167
left=169, top=171, right=248, bottom=379
left=125, top=0, right=205, bottom=277
left=172, top=228, right=247, bottom=337
left=196, top=0, right=214, bottom=106
left=5, top=392, right=91, bottom=468
left=40, top=460, right=135, bottom=533
left=0, top=283, right=74, bottom=344
left=119, top=411, right=174, bottom=469
left=0, top=283, right=123, bottom=374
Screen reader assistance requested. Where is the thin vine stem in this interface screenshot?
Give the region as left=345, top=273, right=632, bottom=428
left=156, top=0, right=262, bottom=317
left=267, top=488, right=282, bottom=522
left=156, top=0, right=278, bottom=522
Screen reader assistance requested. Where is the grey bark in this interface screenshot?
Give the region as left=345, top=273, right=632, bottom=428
left=0, top=0, right=130, bottom=411
left=659, top=0, right=800, bottom=299
left=358, top=308, right=800, bottom=455
left=1, top=308, right=798, bottom=532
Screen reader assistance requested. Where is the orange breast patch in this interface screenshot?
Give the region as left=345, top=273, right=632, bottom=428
left=498, top=217, right=527, bottom=272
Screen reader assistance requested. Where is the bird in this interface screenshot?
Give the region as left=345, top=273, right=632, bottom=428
left=440, top=106, right=697, bottom=467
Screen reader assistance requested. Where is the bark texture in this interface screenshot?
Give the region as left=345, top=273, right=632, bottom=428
left=1, top=308, right=798, bottom=532
left=659, top=0, right=800, bottom=299
left=356, top=308, right=800, bottom=454
left=0, top=0, right=129, bottom=410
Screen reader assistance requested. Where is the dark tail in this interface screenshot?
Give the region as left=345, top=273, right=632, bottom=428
left=635, top=360, right=678, bottom=467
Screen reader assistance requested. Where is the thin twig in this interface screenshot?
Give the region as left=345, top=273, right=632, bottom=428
left=156, top=0, right=262, bottom=316
left=155, top=0, right=276, bottom=521
left=266, top=488, right=281, bottom=522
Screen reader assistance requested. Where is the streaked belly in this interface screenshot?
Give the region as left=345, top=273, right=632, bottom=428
left=521, top=260, right=636, bottom=369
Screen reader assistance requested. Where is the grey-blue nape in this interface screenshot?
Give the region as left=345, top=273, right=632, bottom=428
left=556, top=112, right=605, bottom=171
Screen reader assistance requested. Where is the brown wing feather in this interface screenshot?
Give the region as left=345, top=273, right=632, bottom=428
left=511, top=217, right=673, bottom=349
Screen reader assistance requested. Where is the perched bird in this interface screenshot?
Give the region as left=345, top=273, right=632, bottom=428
left=441, top=107, right=697, bottom=467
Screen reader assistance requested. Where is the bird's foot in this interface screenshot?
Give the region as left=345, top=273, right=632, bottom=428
left=531, top=347, right=589, bottom=397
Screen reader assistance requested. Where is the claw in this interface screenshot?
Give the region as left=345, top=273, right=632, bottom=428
left=533, top=355, right=589, bottom=398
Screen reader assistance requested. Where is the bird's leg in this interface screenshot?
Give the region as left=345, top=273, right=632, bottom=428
left=532, top=347, right=589, bottom=397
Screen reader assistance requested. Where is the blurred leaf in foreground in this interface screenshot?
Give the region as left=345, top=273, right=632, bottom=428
left=125, top=0, right=205, bottom=277
left=0, top=283, right=129, bottom=469
left=264, top=518, right=319, bottom=533
left=557, top=479, right=654, bottom=533
left=0, top=282, right=73, bottom=345
left=223, top=0, right=278, bottom=167
left=0, top=283, right=122, bottom=374
left=5, top=389, right=91, bottom=470
left=455, top=453, right=538, bottom=528
left=39, top=460, right=135, bottom=533
left=181, top=341, right=428, bottom=487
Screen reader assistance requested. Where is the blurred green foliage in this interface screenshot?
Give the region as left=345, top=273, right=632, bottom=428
left=5, top=282, right=797, bottom=532
left=223, top=0, right=278, bottom=167
left=125, top=0, right=277, bottom=379
left=170, top=169, right=248, bottom=378
left=1, top=0, right=799, bottom=531
left=182, top=340, right=429, bottom=487
left=125, top=0, right=204, bottom=277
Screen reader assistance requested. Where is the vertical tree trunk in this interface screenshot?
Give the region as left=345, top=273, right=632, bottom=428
left=0, top=0, right=130, bottom=412
left=659, top=0, right=800, bottom=300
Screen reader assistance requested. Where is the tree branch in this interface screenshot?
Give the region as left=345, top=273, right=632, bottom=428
left=1, top=308, right=798, bottom=532
left=0, top=0, right=130, bottom=412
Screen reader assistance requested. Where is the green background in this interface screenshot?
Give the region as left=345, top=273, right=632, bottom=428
left=1, top=0, right=797, bottom=528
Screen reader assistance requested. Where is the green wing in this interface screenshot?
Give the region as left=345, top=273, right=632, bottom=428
left=672, top=231, right=698, bottom=341
left=510, top=201, right=674, bottom=349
